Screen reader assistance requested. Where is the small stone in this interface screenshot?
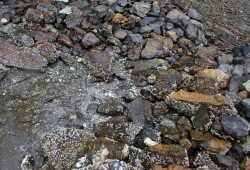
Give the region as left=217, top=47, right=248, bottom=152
left=114, top=29, right=127, bottom=40
left=188, top=8, right=201, bottom=20
left=36, top=41, right=59, bottom=63
left=170, top=91, right=229, bottom=106
left=112, top=13, right=126, bottom=23
left=218, top=54, right=233, bottom=64
left=166, top=9, right=189, bottom=22
left=197, top=69, right=229, bottom=88
left=199, top=137, right=232, bottom=155
left=59, top=6, right=72, bottom=14
left=25, top=8, right=44, bottom=23
left=159, top=117, right=180, bottom=141
left=242, top=136, right=250, bottom=153
left=185, top=23, right=198, bottom=41
left=167, top=164, right=189, bottom=170
left=233, top=65, right=244, bottom=76
left=192, top=106, right=211, bottom=131
left=211, top=154, right=239, bottom=170
left=57, top=34, right=73, bottom=47
left=0, top=18, right=8, bottom=24
left=179, top=138, right=192, bottom=150
left=219, top=64, right=233, bottom=76
left=128, top=98, right=152, bottom=125
left=133, top=2, right=151, bottom=17
left=140, top=25, right=153, bottom=33
left=240, top=156, right=250, bottom=170
left=129, top=33, right=143, bottom=43
left=20, top=34, right=35, bottom=47
left=243, top=80, right=250, bottom=93
left=11, top=16, right=21, bottom=24
left=81, top=32, right=100, bottom=48
left=97, top=98, right=124, bottom=116
left=232, top=46, right=250, bottom=57
left=141, top=38, right=163, bottom=59
left=166, top=29, right=178, bottom=42
left=84, top=138, right=128, bottom=160
left=221, top=115, right=250, bottom=140
left=64, top=13, right=82, bottom=29
left=93, top=116, right=142, bottom=144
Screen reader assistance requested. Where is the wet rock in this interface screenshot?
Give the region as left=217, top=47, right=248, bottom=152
left=196, top=69, right=229, bottom=88
left=166, top=9, right=189, bottom=23
left=64, top=13, right=82, bottom=29
left=159, top=117, right=180, bottom=141
left=57, top=34, right=73, bottom=47
left=0, top=42, right=47, bottom=70
left=144, top=144, right=189, bottom=167
left=170, top=91, right=229, bottom=106
left=93, top=116, right=142, bottom=144
left=36, top=41, right=59, bottom=63
left=232, top=46, right=250, bottom=57
left=199, top=136, right=232, bottom=155
left=188, top=8, right=201, bottom=20
left=221, top=115, right=250, bottom=141
left=81, top=32, right=100, bottom=48
left=243, top=80, right=250, bottom=93
left=40, top=128, right=95, bottom=170
left=128, top=98, right=152, bottom=125
left=133, top=2, right=151, bottom=17
left=97, top=98, right=124, bottom=116
left=211, top=154, right=239, bottom=170
left=25, top=8, right=44, bottom=23
left=84, top=138, right=129, bottom=160
left=114, top=29, right=127, bottom=40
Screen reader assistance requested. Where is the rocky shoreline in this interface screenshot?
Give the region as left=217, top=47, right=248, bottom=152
left=0, top=0, right=250, bottom=169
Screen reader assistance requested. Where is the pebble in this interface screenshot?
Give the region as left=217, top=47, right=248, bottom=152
left=129, top=33, right=143, bottom=43
left=133, top=2, right=151, bottom=17
left=81, top=32, right=100, bottom=48
left=233, top=65, right=244, bottom=75
left=221, top=115, right=250, bottom=140
left=243, top=80, right=250, bottom=93
left=188, top=8, right=201, bottom=20
left=20, top=34, right=35, bottom=47
left=57, top=34, right=73, bottom=47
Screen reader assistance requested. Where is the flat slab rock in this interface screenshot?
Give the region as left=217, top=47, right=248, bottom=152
left=0, top=42, right=47, bottom=70
left=170, top=91, right=229, bottom=106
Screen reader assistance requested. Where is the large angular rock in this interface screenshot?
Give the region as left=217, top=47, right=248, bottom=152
left=40, top=128, right=95, bottom=170
left=81, top=32, right=100, bottom=48
left=221, top=115, right=250, bottom=140
left=0, top=42, right=47, bottom=70
left=93, top=116, right=142, bottom=144
left=170, top=91, right=229, bottom=106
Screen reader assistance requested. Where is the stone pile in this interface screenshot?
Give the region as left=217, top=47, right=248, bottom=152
left=0, top=0, right=250, bottom=170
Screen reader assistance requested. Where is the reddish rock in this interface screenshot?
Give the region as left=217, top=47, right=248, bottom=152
left=57, top=34, right=73, bottom=47
left=36, top=41, right=59, bottom=63
left=112, top=13, right=127, bottom=23
left=241, top=156, right=250, bottom=170
left=167, top=164, right=190, bottom=170
left=0, top=42, right=47, bottom=70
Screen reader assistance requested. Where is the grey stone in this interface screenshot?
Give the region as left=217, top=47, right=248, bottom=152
left=81, top=33, right=100, bottom=48
left=221, top=115, right=250, bottom=140
left=129, top=33, right=143, bottom=43
left=218, top=54, right=233, bottom=64
left=212, top=154, right=239, bottom=170
left=233, top=65, right=244, bottom=76
left=97, top=98, right=124, bottom=116
left=241, top=136, right=250, bottom=153
left=159, top=117, right=180, bottom=141
left=219, top=64, right=233, bottom=76
left=188, top=8, right=201, bottom=20
left=133, top=2, right=151, bottom=17
left=20, top=34, right=35, bottom=47
left=185, top=23, right=198, bottom=41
